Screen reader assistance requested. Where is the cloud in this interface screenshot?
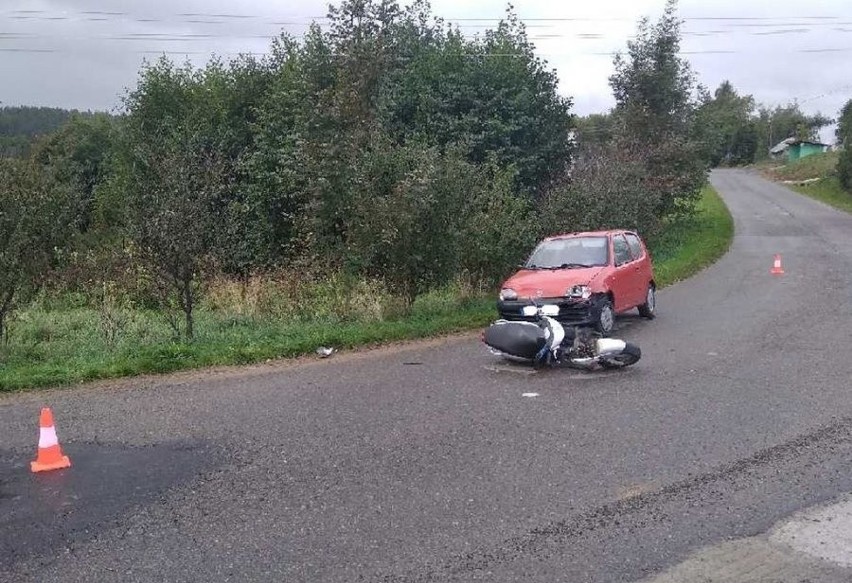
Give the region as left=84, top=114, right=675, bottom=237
left=1, top=0, right=850, bottom=133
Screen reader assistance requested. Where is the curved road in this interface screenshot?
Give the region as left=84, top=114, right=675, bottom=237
left=3, top=169, right=852, bottom=582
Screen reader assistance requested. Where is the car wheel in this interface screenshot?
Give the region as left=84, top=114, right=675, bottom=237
left=638, top=284, right=656, bottom=319
left=595, top=298, right=615, bottom=336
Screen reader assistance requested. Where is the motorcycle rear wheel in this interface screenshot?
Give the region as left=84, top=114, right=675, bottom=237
left=598, top=342, right=641, bottom=369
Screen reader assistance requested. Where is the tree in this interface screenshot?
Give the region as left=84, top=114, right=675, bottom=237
left=837, top=99, right=852, bottom=191
left=694, top=80, right=757, bottom=166
left=574, top=113, right=615, bottom=149
left=240, top=33, right=326, bottom=269
left=754, top=102, right=832, bottom=154
left=377, top=4, right=575, bottom=198
left=458, top=160, right=540, bottom=287
left=0, top=105, right=79, bottom=137
left=0, top=159, right=75, bottom=343
left=328, top=0, right=402, bottom=128
left=607, top=0, right=707, bottom=220
left=198, top=54, right=275, bottom=279
left=609, top=0, right=697, bottom=137
left=246, top=0, right=575, bottom=272
left=729, top=120, right=759, bottom=166
left=29, top=112, right=117, bottom=234
left=123, top=138, right=226, bottom=340
left=346, top=138, right=465, bottom=304
left=539, top=139, right=663, bottom=241
left=36, top=0, right=581, bottom=313
left=345, top=138, right=539, bottom=303
left=838, top=99, right=852, bottom=145
left=113, top=58, right=231, bottom=340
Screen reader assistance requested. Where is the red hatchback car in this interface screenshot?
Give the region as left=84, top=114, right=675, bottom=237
left=496, top=229, right=656, bottom=335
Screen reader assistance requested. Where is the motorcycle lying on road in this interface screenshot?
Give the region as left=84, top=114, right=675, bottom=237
left=481, top=301, right=642, bottom=370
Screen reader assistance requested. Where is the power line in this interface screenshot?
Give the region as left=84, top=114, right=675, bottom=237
left=2, top=9, right=852, bottom=60
left=2, top=9, right=851, bottom=22
left=0, top=28, right=850, bottom=44
left=3, top=47, right=852, bottom=58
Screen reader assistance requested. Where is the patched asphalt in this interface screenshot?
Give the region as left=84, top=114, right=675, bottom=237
left=2, top=169, right=852, bottom=582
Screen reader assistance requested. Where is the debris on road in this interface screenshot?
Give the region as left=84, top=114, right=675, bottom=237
left=315, top=346, right=336, bottom=358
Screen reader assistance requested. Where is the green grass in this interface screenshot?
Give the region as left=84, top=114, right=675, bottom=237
left=789, top=177, right=852, bottom=213
left=0, top=295, right=496, bottom=392
left=758, top=151, right=852, bottom=214
left=0, top=184, right=734, bottom=392
left=650, top=183, right=734, bottom=287
left=760, top=151, right=839, bottom=182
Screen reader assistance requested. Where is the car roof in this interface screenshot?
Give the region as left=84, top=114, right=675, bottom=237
left=543, top=229, right=635, bottom=241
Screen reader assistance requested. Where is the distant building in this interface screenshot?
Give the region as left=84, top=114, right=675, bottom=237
left=769, top=137, right=831, bottom=162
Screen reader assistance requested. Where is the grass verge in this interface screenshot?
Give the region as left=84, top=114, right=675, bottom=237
left=789, top=177, right=852, bottom=214
left=760, top=151, right=839, bottom=182
left=0, top=184, right=733, bottom=392
left=650, top=183, right=734, bottom=287
left=758, top=151, right=852, bottom=214
left=0, top=298, right=496, bottom=392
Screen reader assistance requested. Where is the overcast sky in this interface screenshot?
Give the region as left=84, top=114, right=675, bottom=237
left=2, top=0, right=850, bottom=142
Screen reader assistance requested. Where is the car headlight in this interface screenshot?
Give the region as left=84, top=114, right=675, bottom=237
left=499, top=288, right=518, bottom=301
left=566, top=285, right=591, bottom=300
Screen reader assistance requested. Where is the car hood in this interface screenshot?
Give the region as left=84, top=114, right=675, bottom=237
left=503, top=267, right=606, bottom=298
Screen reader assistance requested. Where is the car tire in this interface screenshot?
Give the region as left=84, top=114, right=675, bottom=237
left=595, top=297, right=615, bottom=336
left=638, top=283, right=656, bottom=319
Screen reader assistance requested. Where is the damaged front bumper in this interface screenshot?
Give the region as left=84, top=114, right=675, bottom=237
left=496, top=295, right=607, bottom=327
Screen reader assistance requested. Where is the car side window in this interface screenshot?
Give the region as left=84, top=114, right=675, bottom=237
left=613, top=235, right=632, bottom=266
left=625, top=233, right=644, bottom=260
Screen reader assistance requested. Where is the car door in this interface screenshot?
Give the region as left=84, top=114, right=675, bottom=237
left=611, top=234, right=640, bottom=311
left=624, top=232, right=651, bottom=302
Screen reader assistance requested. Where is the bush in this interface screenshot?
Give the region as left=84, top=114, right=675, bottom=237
left=839, top=147, right=852, bottom=192
left=538, top=140, right=661, bottom=239
left=0, top=159, right=76, bottom=342
left=344, top=138, right=539, bottom=305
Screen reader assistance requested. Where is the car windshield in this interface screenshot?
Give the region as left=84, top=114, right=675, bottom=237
left=524, top=236, right=609, bottom=269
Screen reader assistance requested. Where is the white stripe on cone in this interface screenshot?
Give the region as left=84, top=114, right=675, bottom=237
left=39, top=426, right=59, bottom=448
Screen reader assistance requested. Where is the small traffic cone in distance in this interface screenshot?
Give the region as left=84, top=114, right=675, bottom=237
left=770, top=254, right=785, bottom=275
left=31, top=407, right=71, bottom=473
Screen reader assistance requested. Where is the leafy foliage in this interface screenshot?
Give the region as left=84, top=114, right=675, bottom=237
left=573, top=113, right=615, bottom=149
left=838, top=99, right=852, bottom=145
left=694, top=81, right=758, bottom=166
left=765, top=104, right=832, bottom=145
left=688, top=84, right=832, bottom=167
left=0, top=159, right=76, bottom=341
left=569, top=0, right=708, bottom=235
left=111, top=59, right=233, bottom=340
left=539, top=140, right=659, bottom=237
left=376, top=4, right=574, bottom=198
left=2, top=0, right=733, bottom=349
left=837, top=99, right=852, bottom=191
left=29, top=113, right=117, bottom=234
left=344, top=139, right=537, bottom=302
left=0, top=106, right=101, bottom=158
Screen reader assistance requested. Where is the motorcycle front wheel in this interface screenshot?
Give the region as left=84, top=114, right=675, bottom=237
left=598, top=342, right=641, bottom=369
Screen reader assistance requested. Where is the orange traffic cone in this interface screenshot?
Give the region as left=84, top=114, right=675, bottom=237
left=770, top=254, right=785, bottom=275
left=31, top=407, right=71, bottom=473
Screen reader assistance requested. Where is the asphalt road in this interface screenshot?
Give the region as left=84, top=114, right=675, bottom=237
left=3, top=168, right=852, bottom=582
